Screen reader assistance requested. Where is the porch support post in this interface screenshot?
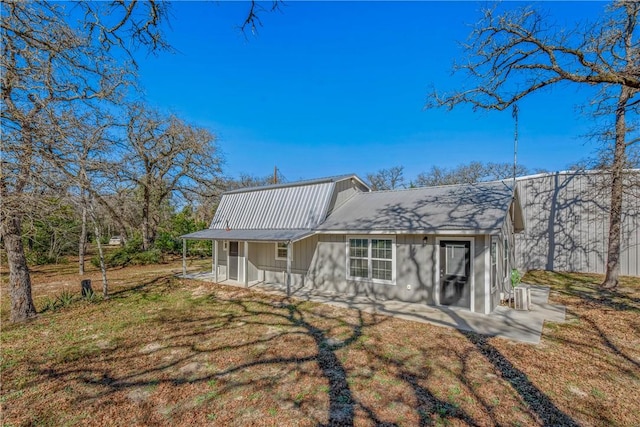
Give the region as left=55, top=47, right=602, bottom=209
left=182, top=239, right=187, bottom=278
left=213, top=240, right=218, bottom=283
left=244, top=241, right=249, bottom=288
left=286, top=241, right=292, bottom=297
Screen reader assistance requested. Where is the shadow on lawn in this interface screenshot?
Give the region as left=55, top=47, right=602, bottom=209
left=437, top=308, right=581, bottom=427
left=31, top=289, right=393, bottom=425
left=28, top=278, right=629, bottom=426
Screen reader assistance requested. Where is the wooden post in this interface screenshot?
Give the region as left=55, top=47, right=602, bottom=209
left=213, top=240, right=218, bottom=283
left=182, top=239, right=187, bottom=278
left=286, top=241, right=292, bottom=297
left=244, top=241, right=249, bottom=287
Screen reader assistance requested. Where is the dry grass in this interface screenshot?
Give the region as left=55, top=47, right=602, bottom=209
left=1, top=262, right=639, bottom=426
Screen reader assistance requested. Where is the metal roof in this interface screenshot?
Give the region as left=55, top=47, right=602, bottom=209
left=206, top=174, right=370, bottom=233
left=180, top=229, right=313, bottom=243
left=317, top=181, right=518, bottom=233
left=210, top=181, right=333, bottom=230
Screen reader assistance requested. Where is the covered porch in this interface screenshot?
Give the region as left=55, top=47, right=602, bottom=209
left=180, top=228, right=314, bottom=296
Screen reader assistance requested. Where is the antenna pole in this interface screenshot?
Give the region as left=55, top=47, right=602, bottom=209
left=512, top=104, right=519, bottom=190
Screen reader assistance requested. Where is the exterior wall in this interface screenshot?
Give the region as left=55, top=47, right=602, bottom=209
left=473, top=237, right=487, bottom=313
left=325, top=178, right=369, bottom=216
left=214, top=240, right=228, bottom=277
left=490, top=208, right=517, bottom=312
left=395, top=235, right=436, bottom=304
left=218, top=231, right=498, bottom=313
left=247, top=236, right=319, bottom=287
left=515, top=171, right=639, bottom=276
left=303, top=233, right=491, bottom=312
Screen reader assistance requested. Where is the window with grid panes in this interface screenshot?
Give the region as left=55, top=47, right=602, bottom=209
left=348, top=237, right=394, bottom=282
left=348, top=238, right=369, bottom=278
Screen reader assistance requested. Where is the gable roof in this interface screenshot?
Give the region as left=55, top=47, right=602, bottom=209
left=181, top=174, right=368, bottom=242
left=317, top=180, right=520, bottom=234
left=182, top=175, right=523, bottom=242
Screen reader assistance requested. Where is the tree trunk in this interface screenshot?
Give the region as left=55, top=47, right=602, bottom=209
left=2, top=216, right=37, bottom=322
left=602, top=86, right=631, bottom=289
left=79, top=198, right=87, bottom=275
left=142, top=186, right=150, bottom=250
left=93, top=219, right=109, bottom=298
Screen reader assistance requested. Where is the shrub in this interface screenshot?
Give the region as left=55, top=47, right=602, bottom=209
left=55, top=289, right=75, bottom=308
left=131, top=248, right=162, bottom=265
left=510, top=269, right=522, bottom=287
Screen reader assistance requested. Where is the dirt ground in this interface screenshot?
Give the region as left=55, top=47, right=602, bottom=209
left=1, top=259, right=639, bottom=426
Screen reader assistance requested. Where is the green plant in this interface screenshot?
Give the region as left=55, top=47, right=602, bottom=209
left=131, top=248, right=162, bottom=265
left=55, top=289, right=75, bottom=308
left=510, top=269, right=522, bottom=288
left=41, top=296, right=57, bottom=312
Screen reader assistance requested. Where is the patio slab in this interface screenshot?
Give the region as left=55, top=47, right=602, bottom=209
left=182, top=273, right=565, bottom=344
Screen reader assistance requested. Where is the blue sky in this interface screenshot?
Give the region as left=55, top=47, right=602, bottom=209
left=137, top=1, right=608, bottom=183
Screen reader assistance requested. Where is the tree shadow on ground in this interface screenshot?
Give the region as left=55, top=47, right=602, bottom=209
left=462, top=331, right=580, bottom=427
left=29, top=286, right=395, bottom=425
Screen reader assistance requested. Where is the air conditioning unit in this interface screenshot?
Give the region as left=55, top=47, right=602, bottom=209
left=514, top=285, right=531, bottom=311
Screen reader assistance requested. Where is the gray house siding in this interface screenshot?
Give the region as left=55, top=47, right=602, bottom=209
left=326, top=178, right=370, bottom=216
left=247, top=236, right=320, bottom=288
left=395, top=235, right=436, bottom=305
left=184, top=175, right=525, bottom=314
left=301, top=233, right=490, bottom=312
left=515, top=171, right=639, bottom=276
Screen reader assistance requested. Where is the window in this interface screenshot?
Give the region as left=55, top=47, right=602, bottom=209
left=275, top=242, right=288, bottom=260
left=503, top=238, right=509, bottom=277
left=347, top=237, right=395, bottom=283
left=445, top=244, right=467, bottom=276
left=223, top=241, right=228, bottom=251
left=349, top=238, right=369, bottom=278
left=491, top=239, right=498, bottom=291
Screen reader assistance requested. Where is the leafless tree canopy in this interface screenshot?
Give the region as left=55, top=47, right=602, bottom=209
left=428, top=2, right=640, bottom=111
left=427, top=1, right=638, bottom=288
left=415, top=162, right=535, bottom=187
left=367, top=166, right=405, bottom=191
left=121, top=103, right=221, bottom=249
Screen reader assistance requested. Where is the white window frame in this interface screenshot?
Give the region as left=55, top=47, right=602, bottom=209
left=346, top=235, right=396, bottom=285
left=223, top=241, right=228, bottom=251
left=490, top=237, right=498, bottom=292
left=503, top=238, right=509, bottom=277
left=275, top=242, right=288, bottom=261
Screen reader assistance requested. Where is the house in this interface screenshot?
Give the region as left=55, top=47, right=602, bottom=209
left=182, top=174, right=524, bottom=314
left=515, top=170, right=639, bottom=276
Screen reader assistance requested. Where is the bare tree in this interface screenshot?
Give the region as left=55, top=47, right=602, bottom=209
left=1, top=0, right=285, bottom=322
left=121, top=103, right=222, bottom=250
left=0, top=0, right=174, bottom=321
left=427, top=1, right=639, bottom=288
left=416, top=162, right=533, bottom=187
left=366, top=166, right=405, bottom=191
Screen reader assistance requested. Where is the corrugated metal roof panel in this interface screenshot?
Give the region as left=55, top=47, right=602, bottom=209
left=210, top=181, right=336, bottom=230
left=317, top=180, right=515, bottom=233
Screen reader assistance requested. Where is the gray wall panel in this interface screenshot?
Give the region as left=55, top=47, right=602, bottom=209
left=515, top=171, right=639, bottom=276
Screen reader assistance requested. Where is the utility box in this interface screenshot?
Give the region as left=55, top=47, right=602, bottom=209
left=514, top=285, right=532, bottom=311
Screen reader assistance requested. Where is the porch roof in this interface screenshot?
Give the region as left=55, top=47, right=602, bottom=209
left=180, top=228, right=313, bottom=243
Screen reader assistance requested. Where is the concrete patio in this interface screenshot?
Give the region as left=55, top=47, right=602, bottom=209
left=182, top=272, right=566, bottom=344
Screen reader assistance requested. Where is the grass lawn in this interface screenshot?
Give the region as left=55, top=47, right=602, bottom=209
left=1, top=260, right=639, bottom=426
